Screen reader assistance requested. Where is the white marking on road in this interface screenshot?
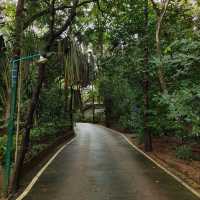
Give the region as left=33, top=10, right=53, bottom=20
left=101, top=126, right=200, bottom=199
left=16, top=136, right=76, bottom=200
left=16, top=124, right=200, bottom=200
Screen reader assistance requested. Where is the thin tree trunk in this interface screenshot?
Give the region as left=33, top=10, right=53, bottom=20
left=104, top=97, right=112, bottom=127
left=69, top=85, right=73, bottom=129
left=2, top=62, right=10, bottom=127
left=144, top=0, right=152, bottom=152
left=10, top=0, right=80, bottom=193
left=3, top=100, right=10, bottom=127
left=92, top=82, right=95, bottom=123
left=77, top=85, right=82, bottom=110
left=15, top=62, right=23, bottom=163
left=156, top=10, right=167, bottom=92
left=64, top=79, right=69, bottom=114
left=10, top=63, right=46, bottom=192
left=151, top=0, right=170, bottom=92
left=13, top=0, right=25, bottom=57
left=97, top=14, right=104, bottom=58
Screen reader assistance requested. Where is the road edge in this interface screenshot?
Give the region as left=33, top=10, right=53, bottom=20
left=100, top=125, right=200, bottom=199
left=15, top=136, right=76, bottom=200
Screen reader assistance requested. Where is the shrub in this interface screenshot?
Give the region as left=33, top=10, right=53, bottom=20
left=0, top=135, right=16, bottom=163
left=176, top=145, right=192, bottom=160
left=0, top=135, right=7, bottom=160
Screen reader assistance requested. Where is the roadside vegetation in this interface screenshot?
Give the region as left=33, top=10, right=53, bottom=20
left=0, top=0, right=200, bottom=197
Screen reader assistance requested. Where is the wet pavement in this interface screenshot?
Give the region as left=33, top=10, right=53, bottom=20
left=23, top=123, right=199, bottom=200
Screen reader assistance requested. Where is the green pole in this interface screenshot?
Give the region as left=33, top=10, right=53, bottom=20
left=4, top=60, right=19, bottom=193
left=3, top=53, right=40, bottom=194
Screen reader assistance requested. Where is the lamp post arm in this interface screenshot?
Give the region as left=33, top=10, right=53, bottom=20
left=12, top=53, right=40, bottom=64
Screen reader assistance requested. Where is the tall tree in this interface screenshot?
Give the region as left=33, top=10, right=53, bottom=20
left=13, top=0, right=25, bottom=57
left=10, top=0, right=81, bottom=193
left=151, top=0, right=170, bottom=92
left=143, top=0, right=152, bottom=152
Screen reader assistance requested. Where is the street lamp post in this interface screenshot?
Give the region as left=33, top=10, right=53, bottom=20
left=3, top=53, right=47, bottom=193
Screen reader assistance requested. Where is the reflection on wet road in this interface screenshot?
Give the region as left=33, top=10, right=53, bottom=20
left=23, top=123, right=199, bottom=200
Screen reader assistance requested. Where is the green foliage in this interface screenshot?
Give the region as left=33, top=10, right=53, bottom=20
left=39, top=85, right=66, bottom=124
left=0, top=135, right=7, bottom=160
left=0, top=0, right=200, bottom=163
left=99, top=62, right=143, bottom=131
left=29, top=144, right=49, bottom=158
left=0, top=135, right=16, bottom=163
left=93, top=0, right=200, bottom=151
left=157, top=85, right=200, bottom=137
left=30, top=123, right=57, bottom=142
left=137, top=131, right=145, bottom=145
left=176, top=145, right=193, bottom=160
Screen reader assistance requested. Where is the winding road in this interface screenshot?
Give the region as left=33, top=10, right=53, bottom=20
left=23, top=123, right=199, bottom=200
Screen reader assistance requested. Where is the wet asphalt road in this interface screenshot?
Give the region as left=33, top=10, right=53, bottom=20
left=23, top=123, right=199, bottom=200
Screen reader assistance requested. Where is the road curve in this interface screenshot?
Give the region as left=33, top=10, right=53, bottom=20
left=23, top=123, right=199, bottom=200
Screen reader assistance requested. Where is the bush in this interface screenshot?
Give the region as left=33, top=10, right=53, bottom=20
left=0, top=135, right=16, bottom=164
left=137, top=131, right=145, bottom=145
left=0, top=135, right=7, bottom=160
left=31, top=144, right=49, bottom=157
left=176, top=145, right=192, bottom=160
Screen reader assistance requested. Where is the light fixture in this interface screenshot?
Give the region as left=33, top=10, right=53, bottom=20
left=37, top=55, right=48, bottom=64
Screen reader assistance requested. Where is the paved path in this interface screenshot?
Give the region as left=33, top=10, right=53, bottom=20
left=23, top=123, right=199, bottom=200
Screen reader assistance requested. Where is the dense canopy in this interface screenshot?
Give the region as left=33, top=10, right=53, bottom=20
left=0, top=0, right=200, bottom=197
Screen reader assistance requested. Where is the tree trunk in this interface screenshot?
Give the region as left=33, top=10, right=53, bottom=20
left=92, top=83, right=95, bottom=123
left=64, top=79, right=69, bottom=114
left=97, top=14, right=104, bottom=58
left=69, top=85, right=73, bottom=130
left=143, top=0, right=152, bottom=152
left=13, top=0, right=25, bottom=57
left=156, top=15, right=167, bottom=92
left=9, top=0, right=80, bottom=194
left=77, top=85, right=83, bottom=112
left=104, top=97, right=112, bottom=127
left=151, top=0, right=170, bottom=92
left=10, top=63, right=46, bottom=192
left=3, top=98, right=10, bottom=127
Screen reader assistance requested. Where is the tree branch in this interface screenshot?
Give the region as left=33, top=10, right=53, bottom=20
left=52, top=1, right=78, bottom=39
left=24, top=0, right=94, bottom=30
left=150, top=0, right=160, bottom=16
left=96, top=0, right=105, bottom=17
left=50, top=0, right=56, bottom=36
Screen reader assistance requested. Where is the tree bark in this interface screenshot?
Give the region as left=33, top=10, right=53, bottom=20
left=143, top=0, right=152, bottom=152
left=64, top=79, right=69, bottom=114
left=13, top=0, right=25, bottom=57
left=92, top=83, right=95, bottom=123
left=104, top=97, right=112, bottom=127
left=10, top=63, right=46, bottom=192
left=69, top=85, right=73, bottom=129
left=9, top=0, right=90, bottom=194
left=3, top=94, right=10, bottom=127
left=151, top=0, right=170, bottom=92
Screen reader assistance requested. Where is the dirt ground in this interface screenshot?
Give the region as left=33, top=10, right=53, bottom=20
left=126, top=134, right=200, bottom=193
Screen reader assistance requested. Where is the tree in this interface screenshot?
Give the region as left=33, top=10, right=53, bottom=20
left=150, top=0, right=170, bottom=92
left=143, top=0, right=152, bottom=152
left=10, top=0, right=95, bottom=193
left=1, top=0, right=200, bottom=196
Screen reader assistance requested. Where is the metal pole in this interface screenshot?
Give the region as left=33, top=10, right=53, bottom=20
left=3, top=53, right=41, bottom=193
left=4, top=60, right=19, bottom=193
